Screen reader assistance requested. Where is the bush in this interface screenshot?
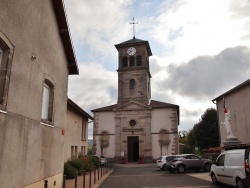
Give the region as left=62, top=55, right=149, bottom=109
left=64, top=162, right=77, bottom=179
left=69, top=159, right=84, bottom=175
left=89, top=155, right=100, bottom=167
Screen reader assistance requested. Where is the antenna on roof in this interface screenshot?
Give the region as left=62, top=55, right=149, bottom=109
left=129, top=17, right=138, bottom=39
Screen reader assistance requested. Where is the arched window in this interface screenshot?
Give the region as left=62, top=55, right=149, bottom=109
left=129, top=79, right=135, bottom=90
left=158, top=129, right=170, bottom=146
left=129, top=56, right=135, bottom=66
left=41, top=79, right=54, bottom=124
left=122, top=57, right=128, bottom=67
left=100, top=131, right=110, bottom=148
left=136, top=55, right=142, bottom=66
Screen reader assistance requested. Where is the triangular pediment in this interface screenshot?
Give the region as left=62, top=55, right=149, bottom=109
left=114, top=101, right=151, bottom=111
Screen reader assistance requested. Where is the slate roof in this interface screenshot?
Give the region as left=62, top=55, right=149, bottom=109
left=115, top=37, right=152, bottom=56
left=67, top=98, right=94, bottom=120
left=91, top=100, right=179, bottom=125
left=212, top=78, right=250, bottom=102
left=52, top=0, right=79, bottom=75
left=91, top=100, right=179, bottom=112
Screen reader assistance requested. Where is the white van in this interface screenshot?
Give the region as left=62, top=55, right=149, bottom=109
left=210, top=149, right=250, bottom=188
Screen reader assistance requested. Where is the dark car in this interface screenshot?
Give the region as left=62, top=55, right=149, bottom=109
left=169, top=154, right=212, bottom=173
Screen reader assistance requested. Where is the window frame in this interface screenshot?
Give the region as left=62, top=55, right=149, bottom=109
left=129, top=56, right=135, bottom=66
left=81, top=118, right=87, bottom=140
left=129, top=79, right=135, bottom=90
left=0, top=31, right=14, bottom=111
left=122, top=56, right=128, bottom=67
left=41, top=78, right=54, bottom=125
left=136, top=55, right=142, bottom=66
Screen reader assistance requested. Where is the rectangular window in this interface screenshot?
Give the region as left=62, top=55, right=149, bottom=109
left=0, top=48, right=4, bottom=105
left=41, top=80, right=54, bottom=124
left=84, top=146, right=86, bottom=155
left=75, top=146, right=78, bottom=157
left=0, top=48, right=2, bottom=66
left=82, top=118, right=86, bottom=140
left=0, top=34, right=14, bottom=110
left=81, top=146, right=83, bottom=154
left=41, top=84, right=50, bottom=119
left=71, top=146, right=74, bottom=159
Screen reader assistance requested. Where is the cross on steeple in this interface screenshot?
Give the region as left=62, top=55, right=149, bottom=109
left=129, top=17, right=138, bottom=39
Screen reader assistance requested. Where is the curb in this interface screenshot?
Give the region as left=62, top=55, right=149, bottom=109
left=93, top=169, right=114, bottom=188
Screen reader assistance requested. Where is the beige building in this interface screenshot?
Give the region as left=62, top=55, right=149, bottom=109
left=64, top=99, right=93, bottom=161
left=0, top=1, right=79, bottom=187
left=92, top=37, right=179, bottom=162
left=212, top=79, right=250, bottom=146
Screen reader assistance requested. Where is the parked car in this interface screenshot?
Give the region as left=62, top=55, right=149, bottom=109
left=169, top=154, right=212, bottom=173
left=156, top=155, right=176, bottom=171
left=210, top=149, right=250, bottom=188
left=100, top=155, right=107, bottom=165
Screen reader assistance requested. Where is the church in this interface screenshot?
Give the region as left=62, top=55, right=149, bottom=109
left=92, top=36, right=179, bottom=163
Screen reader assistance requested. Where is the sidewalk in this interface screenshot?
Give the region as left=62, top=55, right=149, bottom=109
left=65, top=168, right=113, bottom=188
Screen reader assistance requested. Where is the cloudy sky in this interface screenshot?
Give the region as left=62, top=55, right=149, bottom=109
left=64, top=0, right=250, bottom=139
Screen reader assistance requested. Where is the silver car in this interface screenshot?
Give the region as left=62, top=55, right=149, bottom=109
left=169, top=154, right=212, bottom=173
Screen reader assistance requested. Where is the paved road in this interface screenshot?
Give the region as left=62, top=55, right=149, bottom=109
left=99, top=164, right=233, bottom=188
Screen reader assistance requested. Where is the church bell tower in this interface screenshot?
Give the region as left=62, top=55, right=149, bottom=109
left=115, top=37, right=152, bottom=106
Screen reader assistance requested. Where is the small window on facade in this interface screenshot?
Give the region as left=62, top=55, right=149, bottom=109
left=0, top=48, right=2, bottom=66
left=75, top=146, right=78, bottom=157
left=123, top=57, right=128, bottom=67
left=0, top=32, right=14, bottom=110
left=41, top=79, right=54, bottom=124
left=71, top=146, right=74, bottom=158
left=82, top=118, right=86, bottom=140
left=129, top=119, right=136, bottom=126
left=129, top=79, right=135, bottom=90
left=136, top=55, right=142, bottom=66
left=129, top=56, right=135, bottom=66
left=81, top=146, right=83, bottom=154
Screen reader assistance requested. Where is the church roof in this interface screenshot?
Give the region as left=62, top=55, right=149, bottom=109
left=115, top=37, right=152, bottom=56
left=91, top=100, right=179, bottom=112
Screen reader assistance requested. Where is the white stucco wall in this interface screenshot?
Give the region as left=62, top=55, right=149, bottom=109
left=216, top=85, right=250, bottom=145
left=0, top=1, right=72, bottom=187
left=94, top=111, right=115, bottom=158
left=64, top=109, right=88, bottom=162
left=151, top=108, right=178, bottom=159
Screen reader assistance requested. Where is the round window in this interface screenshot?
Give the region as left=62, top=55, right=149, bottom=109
left=129, top=120, right=136, bottom=126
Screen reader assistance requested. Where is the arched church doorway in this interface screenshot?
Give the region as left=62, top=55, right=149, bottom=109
left=127, top=136, right=139, bottom=162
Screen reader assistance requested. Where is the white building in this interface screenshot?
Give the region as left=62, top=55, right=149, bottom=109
left=92, top=37, right=179, bottom=162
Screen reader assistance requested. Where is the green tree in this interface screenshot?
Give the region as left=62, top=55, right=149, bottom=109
left=192, top=108, right=219, bottom=150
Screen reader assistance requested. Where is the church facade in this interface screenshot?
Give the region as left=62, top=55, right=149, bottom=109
left=92, top=37, right=179, bottom=162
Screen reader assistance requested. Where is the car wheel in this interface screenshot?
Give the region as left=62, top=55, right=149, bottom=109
left=162, top=164, right=167, bottom=171
left=236, top=178, right=245, bottom=188
left=211, top=173, right=219, bottom=185
left=169, top=169, right=174, bottom=173
left=177, top=165, right=185, bottom=173
left=204, top=163, right=211, bottom=172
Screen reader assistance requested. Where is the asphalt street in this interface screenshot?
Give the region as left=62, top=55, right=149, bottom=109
left=99, top=164, right=233, bottom=188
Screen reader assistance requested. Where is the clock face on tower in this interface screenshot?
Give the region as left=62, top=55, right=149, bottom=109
left=127, top=47, right=136, bottom=56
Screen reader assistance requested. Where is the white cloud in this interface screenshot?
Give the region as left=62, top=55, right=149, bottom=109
left=64, top=0, right=250, bottom=137
left=150, top=0, right=250, bottom=63
left=68, top=63, right=117, bottom=114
